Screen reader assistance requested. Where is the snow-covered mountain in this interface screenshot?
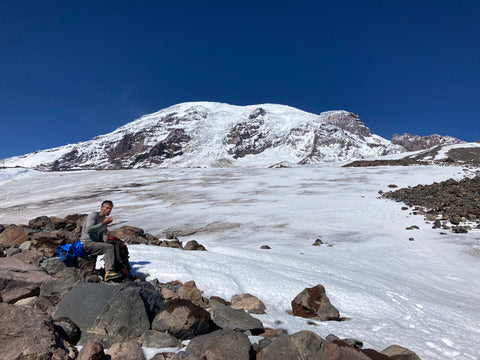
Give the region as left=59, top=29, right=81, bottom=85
left=0, top=102, right=461, bottom=170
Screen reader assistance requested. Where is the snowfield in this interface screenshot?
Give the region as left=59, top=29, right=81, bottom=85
left=0, top=163, right=479, bottom=360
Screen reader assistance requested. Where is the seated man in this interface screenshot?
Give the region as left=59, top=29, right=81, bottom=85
left=80, top=200, right=122, bottom=281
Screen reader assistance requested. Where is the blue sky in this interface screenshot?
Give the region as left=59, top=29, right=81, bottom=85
left=1, top=0, right=479, bottom=158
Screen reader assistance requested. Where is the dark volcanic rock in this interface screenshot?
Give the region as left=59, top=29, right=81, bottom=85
left=291, top=284, right=340, bottom=321
left=133, top=128, right=192, bottom=167
left=225, top=110, right=273, bottom=159
left=382, top=176, right=480, bottom=226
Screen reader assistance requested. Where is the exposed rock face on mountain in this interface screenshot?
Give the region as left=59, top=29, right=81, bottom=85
left=345, top=143, right=480, bottom=168
left=0, top=102, right=462, bottom=170
left=391, top=133, right=463, bottom=151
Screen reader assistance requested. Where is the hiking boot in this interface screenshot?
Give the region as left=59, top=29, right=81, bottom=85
left=104, top=271, right=123, bottom=282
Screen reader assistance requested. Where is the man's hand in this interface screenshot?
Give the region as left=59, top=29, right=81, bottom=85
left=102, top=217, right=113, bottom=226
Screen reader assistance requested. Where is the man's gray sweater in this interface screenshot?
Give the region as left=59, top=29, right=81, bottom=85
left=80, top=211, right=107, bottom=243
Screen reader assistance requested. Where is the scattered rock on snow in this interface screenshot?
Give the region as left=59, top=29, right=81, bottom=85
left=291, top=284, right=340, bottom=321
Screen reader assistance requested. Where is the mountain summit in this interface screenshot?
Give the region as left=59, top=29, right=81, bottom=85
left=0, top=102, right=461, bottom=170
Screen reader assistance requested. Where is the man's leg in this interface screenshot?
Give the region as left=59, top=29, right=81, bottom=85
left=81, top=241, right=116, bottom=272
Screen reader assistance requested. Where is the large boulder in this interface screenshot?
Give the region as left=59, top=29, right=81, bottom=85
left=0, top=256, right=52, bottom=303
left=182, top=329, right=254, bottom=360
left=211, top=303, right=264, bottom=335
left=291, top=284, right=340, bottom=321
left=90, top=284, right=161, bottom=345
left=54, top=282, right=163, bottom=346
left=55, top=282, right=123, bottom=331
left=152, top=298, right=217, bottom=340
left=0, top=302, right=77, bottom=359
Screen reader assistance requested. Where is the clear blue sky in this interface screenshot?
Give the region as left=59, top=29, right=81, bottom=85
left=1, top=0, right=479, bottom=158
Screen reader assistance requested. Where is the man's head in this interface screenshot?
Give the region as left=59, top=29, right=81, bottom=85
left=100, top=200, right=114, bottom=217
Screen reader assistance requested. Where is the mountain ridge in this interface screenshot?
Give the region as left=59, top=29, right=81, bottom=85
left=0, top=102, right=464, bottom=170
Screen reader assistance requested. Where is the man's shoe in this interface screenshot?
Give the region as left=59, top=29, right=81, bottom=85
left=104, top=271, right=123, bottom=281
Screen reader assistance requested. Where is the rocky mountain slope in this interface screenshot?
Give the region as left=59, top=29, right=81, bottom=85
left=0, top=102, right=464, bottom=170
left=391, top=133, right=464, bottom=151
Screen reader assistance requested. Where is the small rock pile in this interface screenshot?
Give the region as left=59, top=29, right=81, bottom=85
left=0, top=215, right=423, bottom=360
left=381, top=176, right=480, bottom=231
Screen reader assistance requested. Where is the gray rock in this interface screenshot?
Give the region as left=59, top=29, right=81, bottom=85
left=40, top=279, right=78, bottom=306
left=211, top=303, right=264, bottom=335
left=54, top=282, right=124, bottom=332
left=6, top=246, right=21, bottom=257
left=40, top=256, right=69, bottom=275
left=90, top=285, right=155, bottom=342
left=55, top=282, right=162, bottom=347
left=184, top=329, right=254, bottom=360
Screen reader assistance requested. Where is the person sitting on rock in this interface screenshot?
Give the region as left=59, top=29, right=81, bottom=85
left=80, top=200, right=122, bottom=281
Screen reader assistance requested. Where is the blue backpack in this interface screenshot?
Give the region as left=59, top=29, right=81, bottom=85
left=56, top=241, right=86, bottom=261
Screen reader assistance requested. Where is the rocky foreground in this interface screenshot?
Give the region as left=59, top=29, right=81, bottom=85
left=0, top=215, right=424, bottom=360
